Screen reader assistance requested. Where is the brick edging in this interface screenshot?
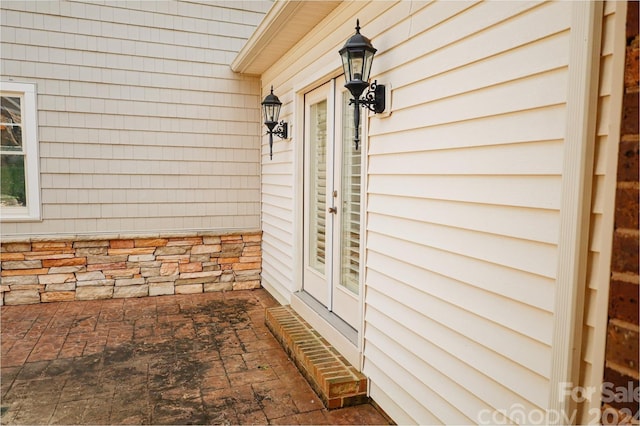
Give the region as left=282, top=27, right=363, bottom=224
left=0, top=231, right=262, bottom=305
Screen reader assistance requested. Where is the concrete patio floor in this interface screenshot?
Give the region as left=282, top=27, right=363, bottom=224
left=0, top=289, right=390, bottom=425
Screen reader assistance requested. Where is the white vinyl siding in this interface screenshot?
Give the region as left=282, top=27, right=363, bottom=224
left=258, top=0, right=574, bottom=422
left=252, top=0, right=615, bottom=423
left=577, top=2, right=627, bottom=423
left=363, top=2, right=571, bottom=423
left=0, top=1, right=270, bottom=236
left=261, top=157, right=296, bottom=302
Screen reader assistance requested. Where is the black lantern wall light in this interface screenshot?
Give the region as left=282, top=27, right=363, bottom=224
left=339, top=19, right=385, bottom=150
left=261, top=86, right=288, bottom=159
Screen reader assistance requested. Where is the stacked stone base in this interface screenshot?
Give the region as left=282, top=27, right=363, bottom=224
left=0, top=231, right=261, bottom=305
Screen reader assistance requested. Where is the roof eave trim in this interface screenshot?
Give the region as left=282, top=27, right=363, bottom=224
left=231, top=0, right=304, bottom=75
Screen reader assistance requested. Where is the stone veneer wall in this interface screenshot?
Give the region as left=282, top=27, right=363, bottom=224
left=0, top=231, right=261, bottom=305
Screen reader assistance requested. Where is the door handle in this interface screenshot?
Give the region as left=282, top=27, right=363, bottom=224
left=328, top=206, right=337, bottom=214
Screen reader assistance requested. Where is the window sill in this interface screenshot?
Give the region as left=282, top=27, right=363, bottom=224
left=0, top=208, right=42, bottom=222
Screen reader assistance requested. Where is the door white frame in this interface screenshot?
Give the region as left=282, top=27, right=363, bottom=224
left=302, top=81, right=336, bottom=308
left=331, top=85, right=364, bottom=329
left=585, top=0, right=628, bottom=417
left=292, top=72, right=367, bottom=370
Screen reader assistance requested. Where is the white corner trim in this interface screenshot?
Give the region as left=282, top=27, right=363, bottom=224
left=548, top=1, right=603, bottom=422
left=586, top=0, right=629, bottom=416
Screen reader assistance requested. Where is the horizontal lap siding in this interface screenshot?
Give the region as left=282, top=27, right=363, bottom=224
left=261, top=156, right=295, bottom=301
left=0, top=1, right=269, bottom=236
left=364, top=1, right=572, bottom=423
left=578, top=2, right=624, bottom=422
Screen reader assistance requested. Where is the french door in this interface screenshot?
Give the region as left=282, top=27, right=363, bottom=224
left=303, top=79, right=362, bottom=329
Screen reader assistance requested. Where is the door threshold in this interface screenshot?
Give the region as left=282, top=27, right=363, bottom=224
left=291, top=291, right=360, bottom=368
left=294, top=291, right=358, bottom=344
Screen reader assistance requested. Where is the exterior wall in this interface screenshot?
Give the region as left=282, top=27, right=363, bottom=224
left=577, top=1, right=631, bottom=423
left=256, top=1, right=622, bottom=424
left=0, top=1, right=269, bottom=237
left=364, top=3, right=569, bottom=423
left=602, top=0, right=639, bottom=421
left=0, top=231, right=261, bottom=305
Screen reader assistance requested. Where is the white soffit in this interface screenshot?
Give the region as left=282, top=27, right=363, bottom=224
left=231, top=0, right=342, bottom=75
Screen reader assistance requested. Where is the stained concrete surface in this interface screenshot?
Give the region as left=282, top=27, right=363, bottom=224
left=0, top=289, right=390, bottom=425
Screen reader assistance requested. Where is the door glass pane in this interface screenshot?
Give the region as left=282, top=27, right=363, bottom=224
left=309, top=100, right=327, bottom=274
left=340, top=91, right=360, bottom=294
left=1, top=154, right=27, bottom=207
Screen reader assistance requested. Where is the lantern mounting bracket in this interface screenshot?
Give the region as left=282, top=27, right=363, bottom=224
left=265, top=121, right=287, bottom=140
left=264, top=120, right=287, bottom=160
left=351, top=80, right=385, bottom=114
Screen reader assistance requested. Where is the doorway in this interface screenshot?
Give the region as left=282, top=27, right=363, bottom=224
left=302, top=79, right=362, bottom=332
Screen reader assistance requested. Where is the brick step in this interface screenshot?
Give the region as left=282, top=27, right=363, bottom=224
left=265, top=305, right=368, bottom=409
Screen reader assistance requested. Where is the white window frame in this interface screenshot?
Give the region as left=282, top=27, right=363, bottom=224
left=1, top=81, right=41, bottom=221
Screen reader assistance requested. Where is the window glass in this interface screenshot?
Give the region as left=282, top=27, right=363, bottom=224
left=1, top=95, right=26, bottom=207
left=1, top=82, right=40, bottom=220
left=1, top=96, right=23, bottom=152
left=1, top=154, right=26, bottom=207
